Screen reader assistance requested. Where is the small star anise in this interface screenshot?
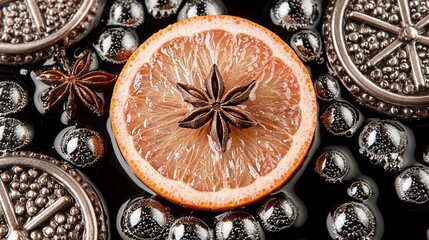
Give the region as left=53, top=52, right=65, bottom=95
left=35, top=51, right=117, bottom=121
left=177, top=64, right=258, bottom=152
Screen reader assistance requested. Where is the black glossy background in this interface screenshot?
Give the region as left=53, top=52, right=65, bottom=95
left=1, top=0, right=429, bottom=239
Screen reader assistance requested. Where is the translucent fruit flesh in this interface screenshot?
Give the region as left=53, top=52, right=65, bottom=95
left=111, top=15, right=317, bottom=210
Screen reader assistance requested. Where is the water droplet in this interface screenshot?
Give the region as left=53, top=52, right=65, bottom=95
left=314, top=74, right=340, bottom=101
left=0, top=80, right=27, bottom=117
left=168, top=216, right=212, bottom=240
left=177, top=0, right=226, bottom=21
left=0, top=117, right=33, bottom=151
left=320, top=101, right=361, bottom=137
left=395, top=166, right=429, bottom=204
left=145, top=0, right=183, bottom=19
left=119, top=197, right=174, bottom=240
left=327, top=202, right=376, bottom=240
left=315, top=149, right=350, bottom=183
left=257, top=193, right=298, bottom=232
left=270, top=0, right=319, bottom=32
left=347, top=180, right=373, bottom=201
left=108, top=0, right=145, bottom=28
left=94, top=27, right=139, bottom=64
left=215, top=211, right=264, bottom=240
left=358, top=120, right=407, bottom=171
left=290, top=30, right=323, bottom=63
left=55, top=127, right=105, bottom=167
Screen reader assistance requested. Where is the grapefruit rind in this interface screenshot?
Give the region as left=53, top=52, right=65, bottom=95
left=110, top=15, right=317, bottom=210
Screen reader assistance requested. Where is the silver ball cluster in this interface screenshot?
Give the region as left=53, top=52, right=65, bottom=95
left=0, top=1, right=34, bottom=43
left=345, top=0, right=429, bottom=95
left=39, top=0, right=79, bottom=34
left=0, top=0, right=79, bottom=44
left=0, top=166, right=84, bottom=239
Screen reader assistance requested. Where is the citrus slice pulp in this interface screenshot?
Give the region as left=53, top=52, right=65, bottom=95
left=110, top=15, right=317, bottom=210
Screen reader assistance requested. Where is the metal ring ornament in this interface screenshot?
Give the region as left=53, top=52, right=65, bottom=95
left=0, top=151, right=109, bottom=239
left=324, top=0, right=429, bottom=118
left=0, top=0, right=105, bottom=65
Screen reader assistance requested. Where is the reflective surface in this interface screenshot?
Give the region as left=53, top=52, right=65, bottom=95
left=0, top=152, right=108, bottom=239
left=1, top=0, right=429, bottom=239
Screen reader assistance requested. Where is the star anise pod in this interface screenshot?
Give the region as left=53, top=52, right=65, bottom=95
left=35, top=51, right=117, bottom=121
left=177, top=64, right=258, bottom=152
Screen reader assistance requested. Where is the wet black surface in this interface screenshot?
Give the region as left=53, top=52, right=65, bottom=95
left=1, top=0, right=429, bottom=239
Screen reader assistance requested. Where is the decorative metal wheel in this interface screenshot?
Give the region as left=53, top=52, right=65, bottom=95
left=0, top=152, right=108, bottom=239
left=0, top=0, right=104, bottom=65
left=324, top=0, right=429, bottom=118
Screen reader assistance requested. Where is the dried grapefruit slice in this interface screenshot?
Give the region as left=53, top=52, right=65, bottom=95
left=110, top=15, right=317, bottom=210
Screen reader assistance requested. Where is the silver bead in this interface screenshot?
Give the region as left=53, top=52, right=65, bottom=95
left=320, top=101, right=361, bottom=137
left=168, top=216, right=212, bottom=240
left=396, top=166, right=429, bottom=204
left=94, top=27, right=139, bottom=64
left=55, top=127, right=105, bottom=168
left=347, top=180, right=374, bottom=201
left=177, top=0, right=226, bottom=21
left=358, top=120, right=407, bottom=171
left=257, top=194, right=298, bottom=232
left=108, top=0, right=145, bottom=28
left=315, top=148, right=350, bottom=184
left=215, top=211, right=264, bottom=240
left=145, top=0, right=183, bottom=19
left=328, top=202, right=376, bottom=240
left=290, top=29, right=323, bottom=63
left=118, top=197, right=174, bottom=240
left=314, top=74, right=340, bottom=101
left=270, top=0, right=319, bottom=32
left=0, top=80, right=27, bottom=117
left=0, top=117, right=33, bottom=151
